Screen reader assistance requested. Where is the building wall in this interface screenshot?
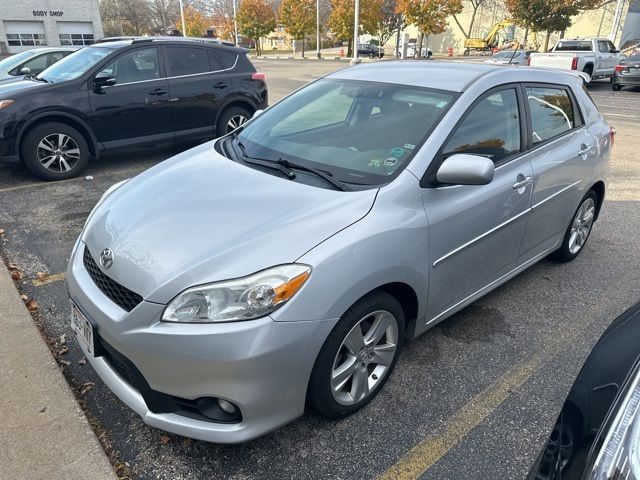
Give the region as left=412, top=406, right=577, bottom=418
left=0, top=0, right=103, bottom=54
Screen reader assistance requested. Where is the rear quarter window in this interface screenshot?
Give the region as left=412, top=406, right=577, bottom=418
left=214, top=49, right=239, bottom=69
left=526, top=87, right=576, bottom=144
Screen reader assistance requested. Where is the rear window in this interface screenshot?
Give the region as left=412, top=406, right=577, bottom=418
left=625, top=52, right=640, bottom=62
left=526, top=87, right=575, bottom=144
left=554, top=41, right=593, bottom=51
left=165, top=46, right=211, bottom=76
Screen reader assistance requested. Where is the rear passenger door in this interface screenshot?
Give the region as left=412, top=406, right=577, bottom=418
left=518, top=84, right=596, bottom=263
left=163, top=45, right=226, bottom=140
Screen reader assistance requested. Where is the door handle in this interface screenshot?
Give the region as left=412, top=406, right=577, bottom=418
left=578, top=143, right=591, bottom=156
left=512, top=176, right=532, bottom=190
left=148, top=88, right=167, bottom=96
left=213, top=82, right=228, bottom=89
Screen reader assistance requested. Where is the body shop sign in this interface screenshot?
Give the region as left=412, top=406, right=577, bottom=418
left=33, top=10, right=64, bottom=16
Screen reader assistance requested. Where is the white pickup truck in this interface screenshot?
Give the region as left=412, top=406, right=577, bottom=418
left=529, top=37, right=624, bottom=81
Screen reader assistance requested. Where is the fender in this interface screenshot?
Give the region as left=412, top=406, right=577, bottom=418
left=16, top=110, right=101, bottom=158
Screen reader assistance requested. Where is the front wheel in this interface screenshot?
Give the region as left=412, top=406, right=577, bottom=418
left=307, top=291, right=405, bottom=419
left=550, top=191, right=598, bottom=262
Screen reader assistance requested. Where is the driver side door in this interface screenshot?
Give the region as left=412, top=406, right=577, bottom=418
left=422, top=86, right=534, bottom=323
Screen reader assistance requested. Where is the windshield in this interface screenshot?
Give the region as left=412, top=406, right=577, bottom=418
left=0, top=51, right=35, bottom=79
left=554, top=41, right=592, bottom=51
left=492, top=50, right=521, bottom=59
left=238, top=78, right=456, bottom=186
left=37, top=47, right=111, bottom=83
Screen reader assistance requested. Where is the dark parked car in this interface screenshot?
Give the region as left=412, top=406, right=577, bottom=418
left=357, top=43, right=384, bottom=58
left=0, top=47, right=76, bottom=83
left=612, top=52, right=640, bottom=91
left=0, top=37, right=267, bottom=180
left=528, top=300, right=640, bottom=479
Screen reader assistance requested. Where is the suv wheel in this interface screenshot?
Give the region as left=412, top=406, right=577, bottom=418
left=307, top=291, right=405, bottom=418
left=21, top=122, right=89, bottom=180
left=216, top=106, right=252, bottom=137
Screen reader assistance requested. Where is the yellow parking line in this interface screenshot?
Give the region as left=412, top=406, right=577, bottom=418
left=32, top=272, right=67, bottom=287
left=379, top=318, right=597, bottom=480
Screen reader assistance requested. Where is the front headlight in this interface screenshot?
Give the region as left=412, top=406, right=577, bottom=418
left=162, top=264, right=312, bottom=323
left=589, top=362, right=640, bottom=480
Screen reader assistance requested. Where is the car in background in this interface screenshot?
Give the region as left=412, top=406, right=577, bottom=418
left=483, top=49, right=538, bottom=66
left=0, top=37, right=267, bottom=180
left=612, top=51, right=640, bottom=90
left=68, top=62, right=610, bottom=443
left=528, top=300, right=640, bottom=480
left=357, top=43, right=384, bottom=58
left=0, top=47, right=75, bottom=83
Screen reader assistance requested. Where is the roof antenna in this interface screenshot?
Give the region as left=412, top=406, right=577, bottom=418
left=508, top=40, right=520, bottom=65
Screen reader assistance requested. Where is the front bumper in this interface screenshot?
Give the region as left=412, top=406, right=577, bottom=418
left=68, top=242, right=338, bottom=443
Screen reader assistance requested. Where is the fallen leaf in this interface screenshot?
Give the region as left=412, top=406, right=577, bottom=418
left=26, top=299, right=39, bottom=311
left=59, top=334, right=67, bottom=345
left=182, top=438, right=192, bottom=447
left=10, top=270, right=23, bottom=281
left=59, top=359, right=71, bottom=366
left=0, top=228, right=5, bottom=235
left=8, top=263, right=18, bottom=270
left=20, top=294, right=28, bottom=301
left=36, top=272, right=49, bottom=281
left=159, top=434, right=170, bottom=445
left=38, top=405, right=47, bottom=413
left=59, top=346, right=69, bottom=355
left=78, top=357, right=87, bottom=365
left=80, top=382, right=95, bottom=395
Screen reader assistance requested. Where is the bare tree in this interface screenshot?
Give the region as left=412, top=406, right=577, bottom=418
left=149, top=0, right=180, bottom=34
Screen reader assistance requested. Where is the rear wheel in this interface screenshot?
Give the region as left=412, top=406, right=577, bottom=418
left=307, top=291, right=405, bottom=419
left=215, top=105, right=252, bottom=137
left=550, top=191, right=598, bottom=262
left=612, top=83, right=623, bottom=91
left=21, top=122, right=89, bottom=180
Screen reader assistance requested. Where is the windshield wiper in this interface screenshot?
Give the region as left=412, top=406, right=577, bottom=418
left=30, top=75, right=49, bottom=83
left=231, top=135, right=296, bottom=179
left=275, top=158, right=346, bottom=191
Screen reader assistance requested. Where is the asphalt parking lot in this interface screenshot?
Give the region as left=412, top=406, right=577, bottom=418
left=1, top=59, right=639, bottom=480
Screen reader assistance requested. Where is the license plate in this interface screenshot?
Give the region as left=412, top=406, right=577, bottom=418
left=70, top=300, right=95, bottom=356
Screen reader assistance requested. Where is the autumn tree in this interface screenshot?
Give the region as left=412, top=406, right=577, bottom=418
left=397, top=0, right=462, bottom=55
left=279, top=0, right=315, bottom=57
left=328, top=0, right=383, bottom=57
left=237, top=0, right=276, bottom=54
left=374, top=0, right=404, bottom=47
left=176, top=5, right=209, bottom=37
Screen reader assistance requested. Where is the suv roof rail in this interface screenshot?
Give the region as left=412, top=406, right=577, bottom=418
left=96, top=36, right=139, bottom=43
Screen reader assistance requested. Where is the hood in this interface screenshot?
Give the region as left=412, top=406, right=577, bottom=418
left=0, top=78, right=48, bottom=96
left=84, top=142, right=378, bottom=303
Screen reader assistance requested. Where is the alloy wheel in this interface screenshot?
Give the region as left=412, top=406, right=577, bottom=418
left=568, top=198, right=595, bottom=254
left=226, top=114, right=248, bottom=133
left=330, top=310, right=399, bottom=406
left=37, top=133, right=81, bottom=173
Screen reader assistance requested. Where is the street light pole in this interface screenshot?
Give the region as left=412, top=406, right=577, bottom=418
left=316, top=0, right=321, bottom=59
left=233, top=0, right=239, bottom=46
left=351, top=0, right=360, bottom=64
left=178, top=0, right=186, bottom=37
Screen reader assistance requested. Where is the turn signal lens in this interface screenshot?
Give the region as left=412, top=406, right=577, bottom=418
left=274, top=271, right=311, bottom=304
left=0, top=99, right=14, bottom=110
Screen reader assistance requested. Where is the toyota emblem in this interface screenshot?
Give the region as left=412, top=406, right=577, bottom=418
left=99, top=248, right=114, bottom=269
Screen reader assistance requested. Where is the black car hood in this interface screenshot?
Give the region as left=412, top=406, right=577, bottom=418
left=0, top=78, right=48, bottom=96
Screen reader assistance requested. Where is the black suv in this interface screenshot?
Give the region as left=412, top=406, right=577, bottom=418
left=0, top=37, right=268, bottom=180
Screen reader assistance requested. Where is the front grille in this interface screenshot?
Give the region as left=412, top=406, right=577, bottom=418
left=83, top=247, right=143, bottom=312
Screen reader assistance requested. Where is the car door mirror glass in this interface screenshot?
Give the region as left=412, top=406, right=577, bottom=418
left=20, top=67, right=31, bottom=75
left=94, top=73, right=117, bottom=88
left=436, top=154, right=495, bottom=185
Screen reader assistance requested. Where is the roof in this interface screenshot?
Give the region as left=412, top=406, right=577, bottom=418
left=328, top=61, right=501, bottom=92
left=95, top=36, right=244, bottom=53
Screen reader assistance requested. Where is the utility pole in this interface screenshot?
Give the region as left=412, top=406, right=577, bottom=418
left=609, top=0, right=625, bottom=42
left=351, top=0, right=360, bottom=64
left=316, top=0, right=321, bottom=59
left=178, top=0, right=186, bottom=37
left=233, top=0, right=239, bottom=46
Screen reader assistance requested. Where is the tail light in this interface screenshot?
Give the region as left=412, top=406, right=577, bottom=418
left=615, top=64, right=625, bottom=73
left=251, top=72, right=265, bottom=82
left=526, top=57, right=531, bottom=66
left=571, top=56, right=579, bottom=70
left=610, top=126, right=616, bottom=147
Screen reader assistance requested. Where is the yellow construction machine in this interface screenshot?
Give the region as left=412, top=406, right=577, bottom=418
left=463, top=20, right=514, bottom=55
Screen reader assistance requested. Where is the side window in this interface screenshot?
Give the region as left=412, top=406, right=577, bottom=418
left=21, top=54, right=48, bottom=73
left=214, top=49, right=238, bottom=70
left=443, top=89, right=521, bottom=163
left=165, top=47, right=210, bottom=76
left=598, top=41, right=609, bottom=53
left=99, top=48, right=160, bottom=84
left=607, top=41, right=616, bottom=52
left=526, top=87, right=575, bottom=144
left=208, top=51, right=223, bottom=71
left=45, top=52, right=65, bottom=67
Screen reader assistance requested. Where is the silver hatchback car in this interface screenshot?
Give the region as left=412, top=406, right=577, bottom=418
left=68, top=62, right=612, bottom=443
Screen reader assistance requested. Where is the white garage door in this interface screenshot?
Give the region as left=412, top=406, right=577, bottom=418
left=4, top=21, right=46, bottom=53
left=57, top=22, right=95, bottom=46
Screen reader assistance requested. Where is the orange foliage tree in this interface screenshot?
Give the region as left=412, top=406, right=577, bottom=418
left=175, top=5, right=209, bottom=37
left=237, top=0, right=277, bottom=55
left=279, top=0, right=316, bottom=57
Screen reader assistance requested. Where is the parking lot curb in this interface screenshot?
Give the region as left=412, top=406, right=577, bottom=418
left=0, top=259, right=116, bottom=480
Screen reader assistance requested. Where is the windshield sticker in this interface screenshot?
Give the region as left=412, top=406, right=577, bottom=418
left=368, top=159, right=383, bottom=168
left=404, top=144, right=415, bottom=150
left=390, top=147, right=404, bottom=158
left=384, top=157, right=398, bottom=167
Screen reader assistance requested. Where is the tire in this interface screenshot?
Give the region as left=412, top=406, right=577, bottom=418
left=307, top=290, right=405, bottom=419
left=21, top=122, right=90, bottom=180
left=215, top=105, right=252, bottom=137
left=550, top=190, right=598, bottom=262
left=612, top=83, right=623, bottom=91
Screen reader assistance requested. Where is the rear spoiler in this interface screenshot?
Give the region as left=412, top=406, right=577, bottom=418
left=527, top=66, right=592, bottom=83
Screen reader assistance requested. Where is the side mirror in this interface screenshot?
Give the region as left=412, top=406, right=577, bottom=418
left=94, top=73, right=117, bottom=89
left=20, top=67, right=31, bottom=75
left=436, top=154, right=495, bottom=185
left=610, top=49, right=620, bottom=53
left=253, top=109, right=264, bottom=118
